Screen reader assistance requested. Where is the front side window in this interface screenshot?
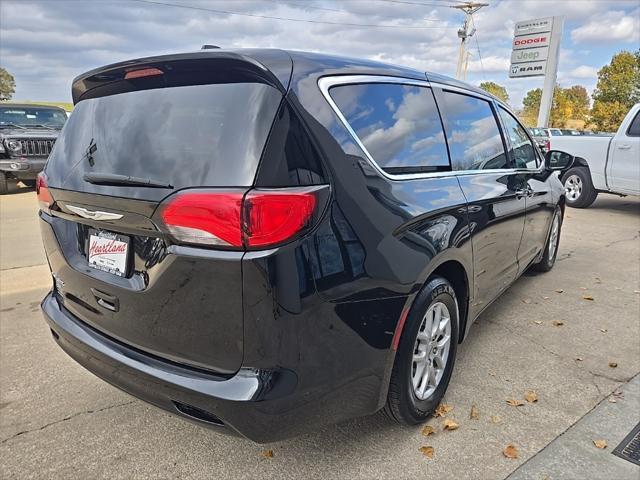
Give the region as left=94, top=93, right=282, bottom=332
left=438, top=91, right=507, bottom=171
left=330, top=83, right=449, bottom=174
left=498, top=107, right=540, bottom=169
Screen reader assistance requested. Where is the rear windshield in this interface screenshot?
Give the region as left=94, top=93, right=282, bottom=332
left=46, top=83, right=282, bottom=197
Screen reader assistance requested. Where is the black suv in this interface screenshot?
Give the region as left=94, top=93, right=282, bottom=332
left=0, top=104, right=67, bottom=194
left=39, top=49, right=573, bottom=442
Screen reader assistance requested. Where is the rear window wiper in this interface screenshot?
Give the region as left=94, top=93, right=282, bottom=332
left=83, top=172, right=173, bottom=189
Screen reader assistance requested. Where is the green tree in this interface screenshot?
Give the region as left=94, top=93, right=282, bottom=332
left=0, top=67, right=15, bottom=101
left=520, top=88, right=542, bottom=126
left=564, top=85, right=590, bottom=122
left=591, top=50, right=640, bottom=131
left=479, top=81, right=509, bottom=103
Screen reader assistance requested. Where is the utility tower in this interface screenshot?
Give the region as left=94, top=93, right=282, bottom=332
left=452, top=2, right=488, bottom=80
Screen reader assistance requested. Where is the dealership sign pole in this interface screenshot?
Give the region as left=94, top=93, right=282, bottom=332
left=509, top=16, right=564, bottom=127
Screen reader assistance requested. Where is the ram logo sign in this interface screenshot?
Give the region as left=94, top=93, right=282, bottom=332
left=510, top=62, right=546, bottom=78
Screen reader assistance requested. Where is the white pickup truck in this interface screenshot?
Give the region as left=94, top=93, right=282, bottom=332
left=550, top=103, right=640, bottom=208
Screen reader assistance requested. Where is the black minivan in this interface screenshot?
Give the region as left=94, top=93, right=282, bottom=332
left=39, top=49, right=573, bottom=442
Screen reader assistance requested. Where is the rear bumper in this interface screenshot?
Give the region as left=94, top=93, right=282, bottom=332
left=42, top=288, right=391, bottom=442
left=41, top=291, right=304, bottom=443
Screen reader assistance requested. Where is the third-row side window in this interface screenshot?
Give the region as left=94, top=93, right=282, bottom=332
left=330, top=83, right=449, bottom=174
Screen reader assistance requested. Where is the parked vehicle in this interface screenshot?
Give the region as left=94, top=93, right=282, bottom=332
left=550, top=104, right=640, bottom=207
left=39, top=49, right=574, bottom=442
left=0, top=104, right=66, bottom=194
left=529, top=127, right=550, bottom=152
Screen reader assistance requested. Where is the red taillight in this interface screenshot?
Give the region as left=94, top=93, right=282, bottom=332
left=158, top=187, right=323, bottom=249
left=160, top=191, right=244, bottom=247
left=36, top=172, right=52, bottom=212
left=545, top=140, right=550, bottom=152
left=244, top=191, right=316, bottom=247
left=124, top=67, right=164, bottom=80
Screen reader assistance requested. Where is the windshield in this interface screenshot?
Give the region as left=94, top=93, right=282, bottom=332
left=0, top=106, right=67, bottom=129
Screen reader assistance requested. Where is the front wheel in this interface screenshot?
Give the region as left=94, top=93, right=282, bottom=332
left=562, top=167, right=597, bottom=208
left=533, top=207, right=562, bottom=272
left=384, top=276, right=459, bottom=425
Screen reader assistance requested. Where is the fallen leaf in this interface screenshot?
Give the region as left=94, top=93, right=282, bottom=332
left=609, top=362, right=618, bottom=368
left=533, top=320, right=543, bottom=325
left=470, top=404, right=479, bottom=420
left=608, top=397, right=617, bottom=403
left=419, top=446, right=434, bottom=458
left=262, top=450, right=274, bottom=458
left=593, top=439, right=607, bottom=449
left=582, top=295, right=595, bottom=301
left=524, top=390, right=538, bottom=403
left=522, top=298, right=532, bottom=304
left=575, top=357, right=584, bottom=362
left=488, top=371, right=496, bottom=377
left=552, top=320, right=564, bottom=326
left=542, top=296, right=550, bottom=300
left=443, top=418, right=459, bottom=431
left=580, top=286, right=587, bottom=290
left=490, top=415, right=502, bottom=424
left=506, top=399, right=525, bottom=407
left=503, top=444, right=519, bottom=459
left=421, top=425, right=436, bottom=436
left=555, top=289, right=564, bottom=293
left=595, top=277, right=602, bottom=284
left=634, top=290, right=640, bottom=294
left=600, top=329, right=608, bottom=333
left=609, top=390, right=624, bottom=403
left=434, top=403, right=454, bottom=417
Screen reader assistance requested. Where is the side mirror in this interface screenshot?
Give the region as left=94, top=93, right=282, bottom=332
left=545, top=150, right=574, bottom=171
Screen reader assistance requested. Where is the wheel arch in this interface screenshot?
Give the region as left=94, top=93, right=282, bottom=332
left=429, top=260, right=470, bottom=344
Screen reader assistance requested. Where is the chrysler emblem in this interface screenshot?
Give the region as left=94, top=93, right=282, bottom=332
left=66, top=205, right=123, bottom=221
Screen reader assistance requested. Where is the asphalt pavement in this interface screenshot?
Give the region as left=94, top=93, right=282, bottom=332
left=1, top=186, right=639, bottom=480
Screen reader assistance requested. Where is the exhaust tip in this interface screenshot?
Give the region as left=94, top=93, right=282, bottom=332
left=172, top=401, right=224, bottom=426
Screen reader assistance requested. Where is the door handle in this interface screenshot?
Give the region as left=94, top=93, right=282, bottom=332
left=515, top=188, right=534, bottom=199
left=618, top=144, right=632, bottom=150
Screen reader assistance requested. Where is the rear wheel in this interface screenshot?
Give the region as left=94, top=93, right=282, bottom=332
left=562, top=167, right=597, bottom=208
left=384, top=276, right=459, bottom=425
left=533, top=207, right=562, bottom=272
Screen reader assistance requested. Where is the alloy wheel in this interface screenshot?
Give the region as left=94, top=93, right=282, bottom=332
left=411, top=301, right=452, bottom=400
left=565, top=174, right=582, bottom=201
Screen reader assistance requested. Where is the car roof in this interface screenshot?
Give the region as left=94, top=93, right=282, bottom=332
left=74, top=48, right=499, bottom=105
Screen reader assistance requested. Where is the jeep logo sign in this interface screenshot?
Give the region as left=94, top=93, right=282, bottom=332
left=510, top=47, right=549, bottom=64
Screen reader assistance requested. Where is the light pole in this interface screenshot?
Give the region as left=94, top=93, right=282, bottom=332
left=452, top=2, right=488, bottom=80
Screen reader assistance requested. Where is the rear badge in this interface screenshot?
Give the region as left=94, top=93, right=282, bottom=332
left=67, top=205, right=123, bottom=221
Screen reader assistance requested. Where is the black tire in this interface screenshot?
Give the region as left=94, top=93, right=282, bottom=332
left=384, top=276, right=459, bottom=425
left=561, top=166, right=597, bottom=208
left=533, top=206, right=563, bottom=272
left=0, top=172, right=8, bottom=195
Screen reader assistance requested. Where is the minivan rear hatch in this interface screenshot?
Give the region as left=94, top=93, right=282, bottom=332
left=40, top=53, right=288, bottom=374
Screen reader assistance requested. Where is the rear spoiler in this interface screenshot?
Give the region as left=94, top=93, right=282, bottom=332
left=72, top=50, right=292, bottom=104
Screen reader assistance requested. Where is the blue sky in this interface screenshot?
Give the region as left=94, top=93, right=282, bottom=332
left=0, top=0, right=638, bottom=107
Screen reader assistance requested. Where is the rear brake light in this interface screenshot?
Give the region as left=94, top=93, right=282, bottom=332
left=124, top=67, right=164, bottom=80
left=158, top=187, right=324, bottom=249
left=545, top=140, right=550, bottom=151
left=36, top=172, right=52, bottom=212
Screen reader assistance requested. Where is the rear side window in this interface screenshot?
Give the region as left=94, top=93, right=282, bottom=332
left=498, top=106, right=540, bottom=169
left=330, top=83, right=449, bottom=174
left=627, top=112, right=640, bottom=137
left=438, top=91, right=508, bottom=171
left=46, top=82, right=283, bottom=197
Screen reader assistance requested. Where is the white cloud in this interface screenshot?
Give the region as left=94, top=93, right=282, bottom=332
left=569, top=65, right=599, bottom=79
left=571, top=10, right=640, bottom=43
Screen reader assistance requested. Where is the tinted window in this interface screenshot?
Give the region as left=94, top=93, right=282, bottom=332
left=46, top=83, right=282, bottom=197
left=498, top=107, right=539, bottom=169
left=330, top=83, right=449, bottom=173
left=438, top=91, right=507, bottom=170
left=627, top=112, right=640, bottom=137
